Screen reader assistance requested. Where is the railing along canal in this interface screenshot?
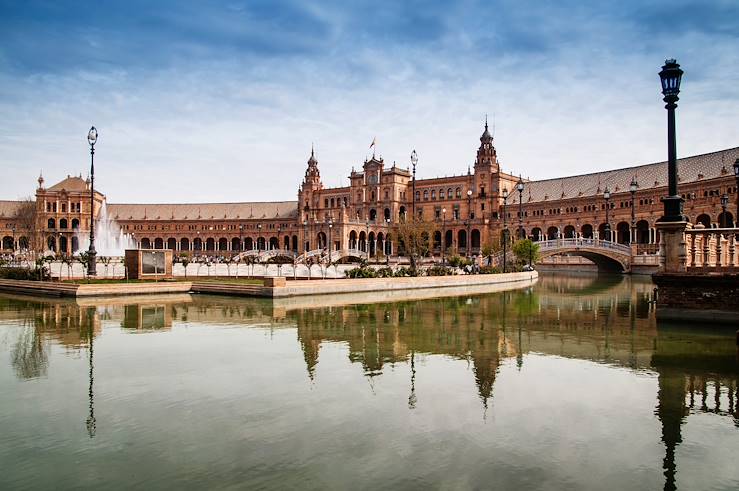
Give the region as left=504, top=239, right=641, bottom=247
left=685, top=227, right=739, bottom=272
left=537, top=238, right=633, bottom=256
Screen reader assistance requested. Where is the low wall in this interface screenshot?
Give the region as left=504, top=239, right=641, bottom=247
left=0, top=279, right=192, bottom=298
left=653, top=273, right=739, bottom=324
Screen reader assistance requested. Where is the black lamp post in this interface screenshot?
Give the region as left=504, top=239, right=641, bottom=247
left=303, top=220, right=308, bottom=252
left=366, top=220, right=370, bottom=260
left=257, top=223, right=262, bottom=250
left=502, top=188, right=508, bottom=273
left=466, top=189, right=473, bottom=257
left=516, top=177, right=524, bottom=239
left=410, top=150, right=418, bottom=220
left=658, top=59, right=686, bottom=222
left=86, top=126, right=98, bottom=276
left=327, top=219, right=333, bottom=266
left=442, top=207, right=447, bottom=266
left=239, top=224, right=244, bottom=252
left=603, top=187, right=611, bottom=241
left=733, top=158, right=739, bottom=221
left=720, top=194, right=729, bottom=228
left=630, top=177, right=639, bottom=244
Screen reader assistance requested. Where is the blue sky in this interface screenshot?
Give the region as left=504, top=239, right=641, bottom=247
left=1, top=0, right=738, bottom=203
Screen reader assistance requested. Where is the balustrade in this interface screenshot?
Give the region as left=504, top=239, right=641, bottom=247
left=685, top=228, right=739, bottom=272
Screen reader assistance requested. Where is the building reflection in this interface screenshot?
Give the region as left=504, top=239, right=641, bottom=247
left=0, top=275, right=736, bottom=490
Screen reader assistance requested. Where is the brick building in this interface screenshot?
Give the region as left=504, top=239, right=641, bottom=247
left=1, top=122, right=737, bottom=258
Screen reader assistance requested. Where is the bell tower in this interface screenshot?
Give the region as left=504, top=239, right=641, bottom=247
left=299, top=146, right=323, bottom=221
left=474, top=117, right=499, bottom=174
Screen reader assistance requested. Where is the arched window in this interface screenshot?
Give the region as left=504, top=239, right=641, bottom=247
left=47, top=218, right=56, bottom=229
left=415, top=191, right=420, bottom=201
left=439, top=189, right=445, bottom=199
left=447, top=188, right=453, bottom=199
left=431, top=190, right=436, bottom=200
left=59, top=218, right=68, bottom=229
left=71, top=218, right=80, bottom=229
left=455, top=187, right=461, bottom=198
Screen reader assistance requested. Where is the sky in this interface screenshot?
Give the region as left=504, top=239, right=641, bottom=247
left=1, top=0, right=738, bottom=203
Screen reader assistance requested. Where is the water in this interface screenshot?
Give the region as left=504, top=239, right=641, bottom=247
left=0, top=273, right=737, bottom=490
left=74, top=202, right=136, bottom=257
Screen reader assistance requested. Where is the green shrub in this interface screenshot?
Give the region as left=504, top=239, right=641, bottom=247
left=426, top=265, right=455, bottom=276
left=0, top=267, right=50, bottom=281
left=376, top=267, right=395, bottom=278
left=479, top=265, right=501, bottom=274
left=345, top=266, right=377, bottom=279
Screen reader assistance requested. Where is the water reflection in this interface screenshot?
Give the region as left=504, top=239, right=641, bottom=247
left=0, top=274, right=737, bottom=490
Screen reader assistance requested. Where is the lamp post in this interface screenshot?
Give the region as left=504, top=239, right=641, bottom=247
left=366, top=220, right=370, bottom=260
left=239, top=224, right=244, bottom=253
left=658, top=59, right=686, bottom=222
left=11, top=225, right=16, bottom=253
left=603, top=187, right=611, bottom=242
left=516, top=177, right=524, bottom=239
left=502, top=188, right=508, bottom=273
left=327, top=219, right=333, bottom=267
left=466, top=189, right=473, bottom=257
left=256, top=223, right=262, bottom=250
left=720, top=194, right=729, bottom=228
left=86, top=126, right=98, bottom=276
left=630, top=177, right=639, bottom=244
left=411, top=150, right=418, bottom=220
left=442, top=207, right=447, bottom=266
left=734, top=158, right=739, bottom=220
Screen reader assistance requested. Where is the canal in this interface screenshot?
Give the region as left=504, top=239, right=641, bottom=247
left=0, top=273, right=737, bottom=490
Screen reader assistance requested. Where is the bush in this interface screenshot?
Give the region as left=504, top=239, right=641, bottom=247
left=426, top=265, right=455, bottom=276
left=447, top=255, right=472, bottom=269
left=0, top=266, right=50, bottom=281
left=479, top=265, right=501, bottom=274
left=376, top=267, right=395, bottom=278
left=393, top=267, right=418, bottom=277
left=345, top=266, right=377, bottom=279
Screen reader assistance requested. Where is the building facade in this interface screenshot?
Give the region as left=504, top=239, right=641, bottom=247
left=1, top=122, right=737, bottom=258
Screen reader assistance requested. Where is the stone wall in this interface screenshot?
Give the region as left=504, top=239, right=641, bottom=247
left=653, top=273, right=739, bottom=324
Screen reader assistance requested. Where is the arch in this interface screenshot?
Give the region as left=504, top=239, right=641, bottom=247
left=47, top=235, right=56, bottom=252
left=193, top=237, right=203, bottom=251
left=369, top=208, right=377, bottom=221
left=231, top=237, right=241, bottom=251
left=141, top=238, right=152, bottom=249
left=48, top=218, right=56, bottom=229
left=316, top=232, right=326, bottom=249
left=359, top=231, right=367, bottom=252
left=616, top=221, right=630, bottom=244
left=531, top=227, right=542, bottom=241
left=167, top=238, right=177, bottom=250
left=696, top=214, right=711, bottom=228
left=597, top=223, right=608, bottom=240
left=180, top=238, right=190, bottom=251
left=206, top=238, right=215, bottom=251
left=257, top=237, right=266, bottom=250
left=457, top=229, right=467, bottom=250
left=59, top=236, right=68, bottom=253
left=718, top=211, right=735, bottom=228
left=72, top=218, right=80, bottom=229
left=445, top=230, right=453, bottom=249
left=546, top=226, right=558, bottom=240
left=399, top=206, right=406, bottom=220
left=433, top=230, right=442, bottom=250
left=59, top=218, right=68, bottom=229
left=368, top=231, right=376, bottom=256
left=17, top=236, right=28, bottom=250
left=71, top=236, right=78, bottom=253
left=636, top=220, right=649, bottom=244
left=292, top=235, right=298, bottom=252
left=2, top=236, right=13, bottom=250
left=581, top=224, right=593, bottom=239
left=269, top=237, right=279, bottom=249
left=217, top=238, right=227, bottom=251
left=283, top=235, right=290, bottom=250
left=154, top=238, right=164, bottom=249
left=563, top=225, right=576, bottom=238
left=455, top=187, right=461, bottom=198
left=540, top=250, right=627, bottom=273
left=384, top=208, right=391, bottom=220
left=471, top=229, right=481, bottom=249
left=349, top=230, right=358, bottom=249
left=245, top=237, right=254, bottom=250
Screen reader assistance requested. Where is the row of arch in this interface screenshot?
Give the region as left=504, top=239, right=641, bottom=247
left=1, top=236, right=30, bottom=251
left=138, top=236, right=301, bottom=252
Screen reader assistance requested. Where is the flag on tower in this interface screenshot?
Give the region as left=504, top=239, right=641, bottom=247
left=369, top=137, right=376, bottom=149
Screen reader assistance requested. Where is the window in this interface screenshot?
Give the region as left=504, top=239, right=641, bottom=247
left=431, top=190, right=436, bottom=200
left=325, top=198, right=329, bottom=207
left=439, top=189, right=445, bottom=199
left=455, top=187, right=461, bottom=198
left=415, top=191, right=420, bottom=201
left=423, top=190, right=428, bottom=200
left=447, top=188, right=453, bottom=199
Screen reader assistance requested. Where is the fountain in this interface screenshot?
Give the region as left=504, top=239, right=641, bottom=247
left=75, top=202, right=137, bottom=257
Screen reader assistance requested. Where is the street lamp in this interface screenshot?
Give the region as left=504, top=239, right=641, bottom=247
left=257, top=223, right=262, bottom=250
left=441, top=207, right=447, bottom=266
left=502, top=188, right=508, bottom=273
left=516, top=177, right=524, bottom=239
left=239, top=224, right=244, bottom=252
left=303, top=220, right=308, bottom=252
left=327, top=219, right=333, bottom=267
left=603, top=187, right=611, bottom=241
left=410, top=150, right=418, bottom=220
left=365, top=219, right=370, bottom=260
left=720, top=194, right=729, bottom=228
left=658, top=59, right=686, bottom=222
left=466, top=189, right=473, bottom=257
left=86, top=126, right=98, bottom=276
left=630, top=177, right=639, bottom=244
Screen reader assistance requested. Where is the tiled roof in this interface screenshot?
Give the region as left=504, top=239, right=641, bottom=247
left=47, top=175, right=88, bottom=192
left=508, top=147, right=739, bottom=204
left=0, top=200, right=23, bottom=217
left=107, top=201, right=298, bottom=221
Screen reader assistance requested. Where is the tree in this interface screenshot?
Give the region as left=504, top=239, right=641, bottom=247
left=481, top=240, right=501, bottom=266
left=180, top=253, right=190, bottom=279
left=12, top=198, right=37, bottom=254
left=76, top=252, right=91, bottom=281
left=393, top=216, right=435, bottom=273
left=512, top=239, right=540, bottom=267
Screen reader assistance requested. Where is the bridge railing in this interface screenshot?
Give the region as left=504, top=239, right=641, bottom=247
left=685, top=228, right=739, bottom=272
left=537, top=238, right=632, bottom=256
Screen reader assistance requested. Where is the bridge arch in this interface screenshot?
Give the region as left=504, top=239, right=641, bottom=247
left=538, top=238, right=631, bottom=273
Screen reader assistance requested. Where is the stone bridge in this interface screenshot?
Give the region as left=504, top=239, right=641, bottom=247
left=537, top=238, right=634, bottom=273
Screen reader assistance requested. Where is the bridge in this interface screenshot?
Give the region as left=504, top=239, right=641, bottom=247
left=537, top=238, right=634, bottom=273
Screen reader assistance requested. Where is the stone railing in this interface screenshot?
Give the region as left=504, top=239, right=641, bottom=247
left=685, top=228, right=739, bottom=272
left=538, top=238, right=633, bottom=256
